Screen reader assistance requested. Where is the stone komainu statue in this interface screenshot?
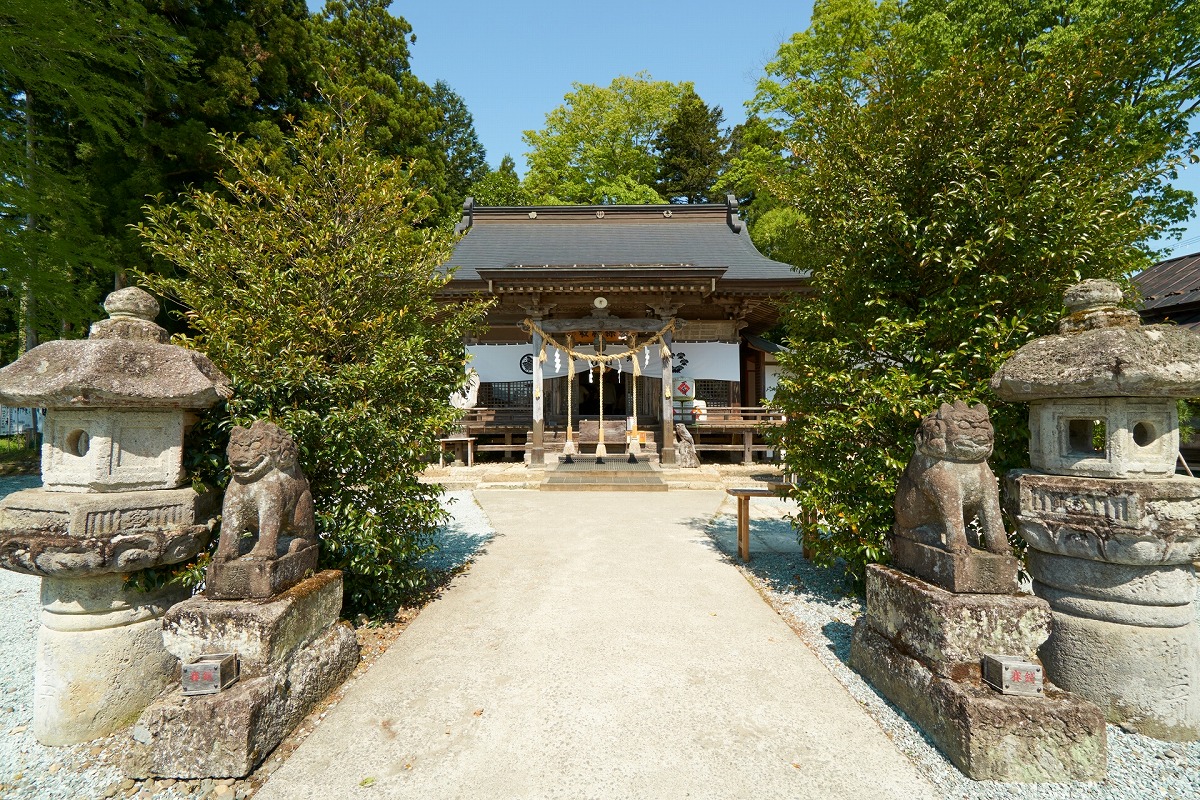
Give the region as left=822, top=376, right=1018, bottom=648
left=893, top=401, right=1010, bottom=557
left=674, top=423, right=700, bottom=468
left=215, top=420, right=316, bottom=564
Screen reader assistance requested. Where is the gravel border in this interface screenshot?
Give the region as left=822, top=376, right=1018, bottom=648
left=705, top=497, right=1200, bottom=800
left=0, top=483, right=493, bottom=800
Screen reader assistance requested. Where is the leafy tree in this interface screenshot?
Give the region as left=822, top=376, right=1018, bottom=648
left=0, top=0, right=185, bottom=355
left=654, top=88, right=728, bottom=203
left=468, top=154, right=537, bottom=206
left=138, top=98, right=490, bottom=615
left=432, top=80, right=488, bottom=207
left=747, top=0, right=1200, bottom=584
left=312, top=0, right=462, bottom=221
left=718, top=117, right=807, bottom=264
left=523, top=73, right=690, bottom=204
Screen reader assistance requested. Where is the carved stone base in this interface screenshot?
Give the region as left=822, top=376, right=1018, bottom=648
left=34, top=575, right=187, bottom=745
left=132, top=623, right=357, bottom=779
left=891, top=536, right=1019, bottom=594
left=1041, top=609, right=1200, bottom=741
left=206, top=544, right=318, bottom=600
left=131, top=571, right=358, bottom=778
left=852, top=565, right=1105, bottom=781
left=165, top=570, right=343, bottom=676
left=850, top=621, right=1106, bottom=781
left=863, top=565, right=1050, bottom=680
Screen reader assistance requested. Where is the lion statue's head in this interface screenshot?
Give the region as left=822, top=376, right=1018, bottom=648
left=915, top=401, right=994, bottom=463
left=227, top=420, right=299, bottom=481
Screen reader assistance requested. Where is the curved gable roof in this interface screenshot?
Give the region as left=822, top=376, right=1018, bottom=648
left=440, top=199, right=807, bottom=286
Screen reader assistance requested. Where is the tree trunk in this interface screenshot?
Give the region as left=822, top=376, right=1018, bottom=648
left=22, top=88, right=37, bottom=354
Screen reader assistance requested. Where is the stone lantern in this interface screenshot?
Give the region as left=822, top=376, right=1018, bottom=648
left=0, top=288, right=229, bottom=745
left=992, top=279, right=1200, bottom=740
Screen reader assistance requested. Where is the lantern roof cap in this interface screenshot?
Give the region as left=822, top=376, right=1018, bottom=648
left=0, top=288, right=230, bottom=409
left=991, top=280, right=1200, bottom=401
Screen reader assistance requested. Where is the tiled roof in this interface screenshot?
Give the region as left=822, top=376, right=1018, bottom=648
left=1135, top=251, right=1200, bottom=327
left=440, top=200, right=806, bottom=284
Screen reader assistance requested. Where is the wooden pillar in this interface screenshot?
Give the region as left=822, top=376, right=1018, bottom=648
left=660, top=328, right=676, bottom=465
left=737, top=495, right=751, bottom=562
left=531, top=329, right=545, bottom=465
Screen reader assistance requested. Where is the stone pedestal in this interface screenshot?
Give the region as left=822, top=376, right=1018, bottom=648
left=850, top=565, right=1106, bottom=781
left=890, top=537, right=1019, bottom=594
left=35, top=576, right=187, bottom=745
left=1009, top=470, right=1200, bottom=740
left=206, top=544, right=319, bottom=600
left=131, top=571, right=359, bottom=778
left=0, top=486, right=216, bottom=746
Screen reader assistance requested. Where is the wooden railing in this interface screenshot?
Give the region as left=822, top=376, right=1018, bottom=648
left=452, top=405, right=785, bottom=464
left=686, top=406, right=785, bottom=429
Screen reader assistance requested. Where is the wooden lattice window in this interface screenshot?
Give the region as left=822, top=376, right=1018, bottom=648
left=479, top=381, right=532, bottom=409
left=694, top=380, right=740, bottom=407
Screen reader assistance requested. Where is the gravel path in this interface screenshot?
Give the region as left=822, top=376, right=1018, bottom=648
left=0, top=483, right=493, bottom=800
left=707, top=495, right=1200, bottom=800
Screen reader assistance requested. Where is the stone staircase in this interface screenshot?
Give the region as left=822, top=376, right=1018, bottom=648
left=539, top=455, right=668, bottom=492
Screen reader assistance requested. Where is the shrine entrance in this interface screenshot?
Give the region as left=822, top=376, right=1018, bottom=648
left=523, top=315, right=678, bottom=466
left=576, top=364, right=627, bottom=417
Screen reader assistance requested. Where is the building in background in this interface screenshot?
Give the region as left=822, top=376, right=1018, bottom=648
left=437, top=197, right=807, bottom=465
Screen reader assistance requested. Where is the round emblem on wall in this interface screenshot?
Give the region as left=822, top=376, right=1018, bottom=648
left=520, top=354, right=535, bottom=375
left=593, top=296, right=608, bottom=309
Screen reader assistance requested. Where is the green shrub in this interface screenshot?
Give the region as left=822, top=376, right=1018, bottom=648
left=139, top=98, right=489, bottom=616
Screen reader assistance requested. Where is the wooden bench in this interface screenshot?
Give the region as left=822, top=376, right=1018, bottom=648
left=726, top=485, right=790, bottom=562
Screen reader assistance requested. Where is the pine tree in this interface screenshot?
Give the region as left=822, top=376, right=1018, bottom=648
left=653, top=88, right=728, bottom=203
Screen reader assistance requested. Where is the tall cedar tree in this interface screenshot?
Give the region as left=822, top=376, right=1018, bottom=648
left=312, top=0, right=457, bottom=221
left=432, top=80, right=488, bottom=208
left=1, top=0, right=487, bottom=358
left=0, top=0, right=185, bottom=355
left=744, top=0, right=1200, bottom=583
left=653, top=88, right=728, bottom=203
left=138, top=99, right=490, bottom=615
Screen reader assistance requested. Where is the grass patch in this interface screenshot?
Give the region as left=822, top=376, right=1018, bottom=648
left=0, top=435, right=38, bottom=464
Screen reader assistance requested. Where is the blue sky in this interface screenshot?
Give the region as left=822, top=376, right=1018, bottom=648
left=314, top=1, right=1200, bottom=259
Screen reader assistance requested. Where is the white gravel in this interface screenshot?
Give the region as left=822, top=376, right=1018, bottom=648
left=0, top=483, right=493, bottom=800
left=707, top=498, right=1200, bottom=800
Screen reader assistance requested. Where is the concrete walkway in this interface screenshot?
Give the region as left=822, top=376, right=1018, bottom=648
left=257, top=491, right=936, bottom=800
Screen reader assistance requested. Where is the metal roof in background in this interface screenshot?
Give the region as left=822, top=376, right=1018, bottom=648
left=1135, top=251, right=1200, bottom=326
left=440, top=198, right=807, bottom=285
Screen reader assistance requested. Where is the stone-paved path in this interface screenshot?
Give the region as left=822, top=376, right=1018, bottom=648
left=256, top=490, right=936, bottom=800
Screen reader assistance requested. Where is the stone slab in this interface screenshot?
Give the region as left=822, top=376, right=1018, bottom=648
left=864, top=564, right=1051, bottom=679
left=132, top=622, right=358, bottom=779
left=165, top=570, right=342, bottom=677
left=850, top=619, right=1106, bottom=782
left=206, top=545, right=319, bottom=600
left=890, top=537, right=1019, bottom=594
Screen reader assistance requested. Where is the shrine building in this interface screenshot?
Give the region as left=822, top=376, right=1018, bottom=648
left=437, top=197, right=810, bottom=466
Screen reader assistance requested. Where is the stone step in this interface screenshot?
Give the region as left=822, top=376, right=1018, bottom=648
left=540, top=475, right=668, bottom=492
